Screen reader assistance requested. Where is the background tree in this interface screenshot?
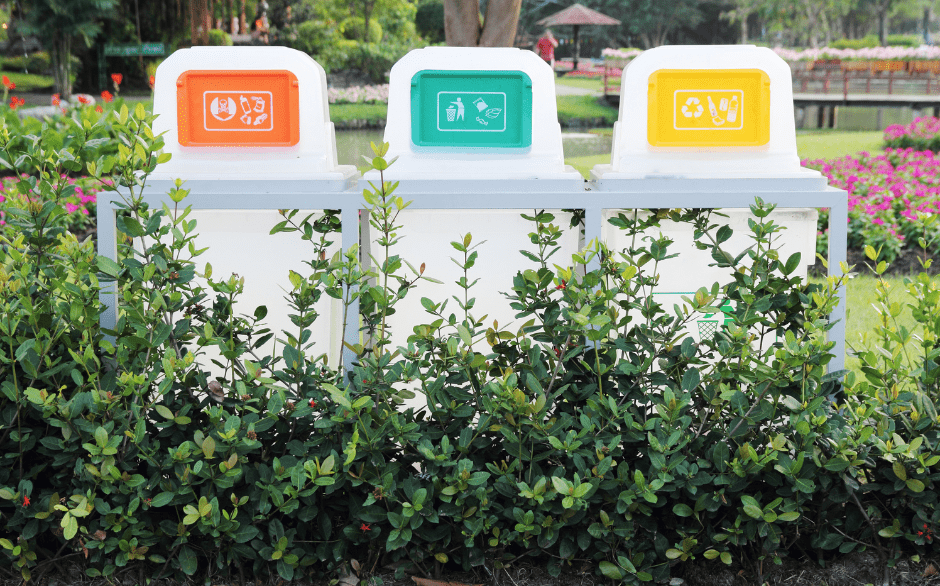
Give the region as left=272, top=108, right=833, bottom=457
left=442, top=0, right=523, bottom=46
left=613, top=0, right=704, bottom=47
left=415, top=0, right=445, bottom=43
left=720, top=0, right=766, bottom=43
left=19, top=0, right=117, bottom=100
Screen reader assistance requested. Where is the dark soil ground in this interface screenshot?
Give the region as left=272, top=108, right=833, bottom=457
left=16, top=550, right=940, bottom=586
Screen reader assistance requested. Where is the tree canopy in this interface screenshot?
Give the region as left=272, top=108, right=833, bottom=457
left=19, top=0, right=117, bottom=99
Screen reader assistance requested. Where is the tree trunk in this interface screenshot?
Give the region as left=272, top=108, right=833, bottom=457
left=924, top=7, right=931, bottom=44
left=191, top=0, right=211, bottom=45
left=740, top=15, right=747, bottom=44
left=51, top=36, right=72, bottom=101
left=478, top=0, right=522, bottom=46
left=363, top=0, right=376, bottom=42
left=878, top=9, right=887, bottom=46
left=443, top=0, right=481, bottom=46
left=240, top=0, right=247, bottom=38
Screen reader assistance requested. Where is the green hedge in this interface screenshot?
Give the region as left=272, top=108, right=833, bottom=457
left=0, top=109, right=938, bottom=586
left=828, top=36, right=879, bottom=50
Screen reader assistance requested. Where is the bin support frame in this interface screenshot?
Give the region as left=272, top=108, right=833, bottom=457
left=98, top=178, right=848, bottom=377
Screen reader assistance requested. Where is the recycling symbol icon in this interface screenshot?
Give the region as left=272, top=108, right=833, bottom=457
left=681, top=97, right=703, bottom=118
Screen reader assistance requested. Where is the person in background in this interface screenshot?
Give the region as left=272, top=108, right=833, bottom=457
left=535, top=29, right=559, bottom=73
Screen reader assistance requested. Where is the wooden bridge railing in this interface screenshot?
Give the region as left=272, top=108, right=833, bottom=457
left=791, top=59, right=940, bottom=98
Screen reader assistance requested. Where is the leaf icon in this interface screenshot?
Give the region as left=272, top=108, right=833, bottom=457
left=485, top=108, right=502, bottom=119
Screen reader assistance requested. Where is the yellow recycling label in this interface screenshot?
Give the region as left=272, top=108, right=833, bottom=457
left=647, top=69, right=770, bottom=148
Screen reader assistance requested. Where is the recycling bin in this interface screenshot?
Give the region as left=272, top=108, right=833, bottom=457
left=590, top=45, right=847, bottom=369
left=361, top=48, right=586, bottom=371
left=98, top=47, right=358, bottom=368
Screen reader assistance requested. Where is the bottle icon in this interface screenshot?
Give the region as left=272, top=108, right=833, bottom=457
left=707, top=96, right=725, bottom=126
left=239, top=95, right=251, bottom=114
left=727, top=96, right=739, bottom=123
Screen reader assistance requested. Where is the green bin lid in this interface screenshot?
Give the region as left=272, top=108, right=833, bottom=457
left=410, top=70, right=532, bottom=149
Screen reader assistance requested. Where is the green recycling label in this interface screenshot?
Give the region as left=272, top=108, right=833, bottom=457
left=411, top=70, right=532, bottom=149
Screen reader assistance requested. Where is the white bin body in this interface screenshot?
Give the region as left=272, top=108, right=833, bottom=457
left=176, top=210, right=343, bottom=367
left=382, top=210, right=580, bottom=352
left=603, top=208, right=818, bottom=342
left=122, top=47, right=357, bottom=370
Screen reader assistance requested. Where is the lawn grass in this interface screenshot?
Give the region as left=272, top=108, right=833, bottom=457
left=795, top=130, right=884, bottom=161
left=4, top=71, right=55, bottom=92
left=329, top=102, right=388, bottom=122
left=563, top=130, right=889, bottom=179
left=566, top=154, right=609, bottom=178
left=840, top=274, right=935, bottom=377
left=556, top=95, right=618, bottom=126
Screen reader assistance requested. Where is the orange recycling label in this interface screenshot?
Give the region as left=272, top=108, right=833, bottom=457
left=176, top=70, right=299, bottom=147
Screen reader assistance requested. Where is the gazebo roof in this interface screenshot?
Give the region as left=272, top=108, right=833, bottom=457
left=535, top=3, right=621, bottom=27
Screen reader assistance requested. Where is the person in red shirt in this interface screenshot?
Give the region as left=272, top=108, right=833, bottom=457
left=535, top=30, right=559, bottom=71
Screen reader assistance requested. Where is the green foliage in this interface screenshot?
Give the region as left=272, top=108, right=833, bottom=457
left=0, top=107, right=938, bottom=586
left=829, top=36, right=879, bottom=50
left=0, top=101, right=128, bottom=175
left=2, top=52, right=53, bottom=74
left=291, top=19, right=340, bottom=55
left=556, top=95, right=619, bottom=127
left=886, top=34, right=922, bottom=47
left=837, top=241, right=940, bottom=568
left=414, top=0, right=445, bottom=43
left=0, top=72, right=56, bottom=92
left=18, top=0, right=117, bottom=97
left=207, top=29, right=234, bottom=46
left=340, top=16, right=383, bottom=42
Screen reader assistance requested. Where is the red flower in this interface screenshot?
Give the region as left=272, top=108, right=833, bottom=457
left=111, top=73, right=123, bottom=86
left=22, top=496, right=29, bottom=507
left=77, top=95, right=90, bottom=105
left=95, top=105, right=103, bottom=113
left=51, top=93, right=61, bottom=106
left=5, top=82, right=13, bottom=91
left=149, top=75, right=156, bottom=88
left=308, top=398, right=317, bottom=408
left=8, top=97, right=24, bottom=110
left=555, top=280, right=566, bottom=290
left=100, top=90, right=113, bottom=103
left=1, top=75, right=8, bottom=87
left=360, top=523, right=371, bottom=531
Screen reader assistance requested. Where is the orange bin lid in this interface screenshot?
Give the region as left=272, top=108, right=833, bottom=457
left=177, top=70, right=300, bottom=147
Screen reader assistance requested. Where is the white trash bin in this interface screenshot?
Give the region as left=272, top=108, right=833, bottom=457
left=99, top=47, right=357, bottom=369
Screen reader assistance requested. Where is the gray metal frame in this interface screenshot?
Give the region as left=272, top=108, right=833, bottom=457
left=98, top=177, right=848, bottom=375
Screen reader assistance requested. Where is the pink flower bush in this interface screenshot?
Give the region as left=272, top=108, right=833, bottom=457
left=884, top=116, right=940, bottom=151
left=327, top=84, right=389, bottom=104
left=803, top=148, right=940, bottom=262
left=601, top=48, right=642, bottom=60
left=0, top=175, right=101, bottom=231
left=774, top=45, right=940, bottom=62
